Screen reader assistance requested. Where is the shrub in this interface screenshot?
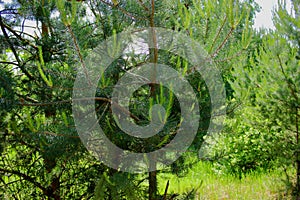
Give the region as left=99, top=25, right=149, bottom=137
left=201, top=107, right=292, bottom=178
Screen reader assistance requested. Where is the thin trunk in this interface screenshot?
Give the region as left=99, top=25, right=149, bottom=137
left=40, top=2, right=59, bottom=198
left=41, top=0, right=49, bottom=38
left=44, top=158, right=61, bottom=200
left=296, top=107, right=300, bottom=198
left=148, top=0, right=158, bottom=199
left=51, top=177, right=61, bottom=200
left=148, top=159, right=157, bottom=200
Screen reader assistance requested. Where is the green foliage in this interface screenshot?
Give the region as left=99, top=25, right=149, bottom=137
left=203, top=1, right=300, bottom=196
left=37, top=46, right=53, bottom=87
left=0, top=0, right=264, bottom=199
left=203, top=107, right=291, bottom=176
left=56, top=0, right=78, bottom=26
left=94, top=171, right=146, bottom=200
left=0, top=67, right=15, bottom=114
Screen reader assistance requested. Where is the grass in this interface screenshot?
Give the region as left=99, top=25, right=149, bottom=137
left=158, top=161, right=288, bottom=199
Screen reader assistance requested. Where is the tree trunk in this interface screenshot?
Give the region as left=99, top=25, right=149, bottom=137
left=148, top=160, right=157, bottom=200
left=51, top=176, right=61, bottom=200
left=296, top=107, right=300, bottom=198
left=41, top=0, right=49, bottom=38
left=44, top=158, right=61, bottom=200
left=148, top=0, right=158, bottom=199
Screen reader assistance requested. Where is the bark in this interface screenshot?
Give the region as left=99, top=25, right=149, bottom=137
left=148, top=0, right=158, bottom=199
left=44, top=158, right=61, bottom=200
left=296, top=107, right=300, bottom=198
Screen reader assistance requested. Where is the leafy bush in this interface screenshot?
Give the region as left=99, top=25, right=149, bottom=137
left=201, top=107, right=293, bottom=177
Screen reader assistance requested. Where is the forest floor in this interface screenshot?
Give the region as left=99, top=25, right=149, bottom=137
left=158, top=161, right=291, bottom=199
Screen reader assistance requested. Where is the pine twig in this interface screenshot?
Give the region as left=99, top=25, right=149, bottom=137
left=66, top=25, right=92, bottom=86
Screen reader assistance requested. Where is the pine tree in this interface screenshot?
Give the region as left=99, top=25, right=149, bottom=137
left=0, top=0, right=259, bottom=199
left=218, top=0, right=300, bottom=196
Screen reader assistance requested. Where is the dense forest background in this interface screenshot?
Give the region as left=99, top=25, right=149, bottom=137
left=0, top=0, right=299, bottom=199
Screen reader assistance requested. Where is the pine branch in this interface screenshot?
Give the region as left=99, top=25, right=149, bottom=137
left=211, top=27, right=235, bottom=58
left=0, top=168, right=48, bottom=196
left=277, top=54, right=298, bottom=101
left=18, top=97, right=141, bottom=122
left=209, top=15, right=227, bottom=54
left=137, top=0, right=149, bottom=11
left=98, top=0, right=144, bottom=20
left=0, top=15, right=34, bottom=80
left=0, top=20, right=38, bottom=50
left=66, top=25, right=92, bottom=86
left=0, top=61, right=20, bottom=67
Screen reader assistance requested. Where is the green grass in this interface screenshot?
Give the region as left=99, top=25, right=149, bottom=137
left=158, top=161, right=288, bottom=199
